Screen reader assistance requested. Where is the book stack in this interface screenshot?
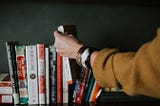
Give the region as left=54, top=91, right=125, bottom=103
left=4, top=25, right=102, bottom=104
left=0, top=73, right=13, bottom=104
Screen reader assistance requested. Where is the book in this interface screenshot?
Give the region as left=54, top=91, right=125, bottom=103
left=0, top=94, right=13, bottom=104
left=85, top=74, right=95, bottom=102
left=62, top=56, right=69, bottom=103
left=45, top=47, right=50, bottom=104
left=37, top=44, right=46, bottom=104
left=89, top=81, right=101, bottom=102
left=74, top=68, right=89, bottom=103
left=49, top=45, right=57, bottom=104
left=0, top=73, right=11, bottom=87
left=0, top=87, right=12, bottom=95
left=5, top=41, right=19, bottom=104
left=15, top=45, right=28, bottom=104
left=56, top=53, right=63, bottom=103
left=82, top=69, right=92, bottom=102
left=26, top=45, right=39, bottom=104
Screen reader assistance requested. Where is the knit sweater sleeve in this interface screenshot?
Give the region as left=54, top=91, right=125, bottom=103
left=92, top=28, right=160, bottom=99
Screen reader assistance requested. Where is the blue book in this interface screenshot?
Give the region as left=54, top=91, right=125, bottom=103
left=85, top=75, right=95, bottom=102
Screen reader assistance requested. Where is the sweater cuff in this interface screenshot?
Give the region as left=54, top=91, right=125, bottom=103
left=92, top=48, right=120, bottom=88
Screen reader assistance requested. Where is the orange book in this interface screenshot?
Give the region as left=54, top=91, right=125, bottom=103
left=90, top=81, right=101, bottom=102
left=57, top=53, right=63, bottom=103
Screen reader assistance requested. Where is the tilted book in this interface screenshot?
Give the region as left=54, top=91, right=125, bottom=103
left=5, top=41, right=19, bottom=104
left=74, top=68, right=89, bottom=103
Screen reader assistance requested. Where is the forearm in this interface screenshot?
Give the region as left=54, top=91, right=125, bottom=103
left=91, top=29, right=160, bottom=98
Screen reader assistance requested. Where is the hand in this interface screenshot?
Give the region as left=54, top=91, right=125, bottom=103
left=53, top=31, right=83, bottom=59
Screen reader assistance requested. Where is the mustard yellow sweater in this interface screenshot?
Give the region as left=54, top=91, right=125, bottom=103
left=92, top=28, right=160, bottom=99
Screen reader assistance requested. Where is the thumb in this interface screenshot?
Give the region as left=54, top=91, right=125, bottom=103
left=53, top=30, right=62, bottom=38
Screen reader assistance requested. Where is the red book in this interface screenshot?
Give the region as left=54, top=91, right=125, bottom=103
left=37, top=44, right=46, bottom=104
left=57, top=53, right=63, bottom=103
left=75, top=68, right=89, bottom=103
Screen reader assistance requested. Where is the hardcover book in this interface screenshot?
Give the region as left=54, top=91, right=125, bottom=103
left=45, top=47, right=50, bottom=104
left=49, top=45, right=57, bottom=104
left=15, top=45, right=28, bottom=104
left=37, top=44, right=46, bottom=104
left=26, top=45, right=39, bottom=104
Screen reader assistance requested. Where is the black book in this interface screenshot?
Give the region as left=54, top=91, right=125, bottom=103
left=5, top=41, right=19, bottom=104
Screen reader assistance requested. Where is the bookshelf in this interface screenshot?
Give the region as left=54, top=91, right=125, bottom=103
left=0, top=0, right=160, bottom=105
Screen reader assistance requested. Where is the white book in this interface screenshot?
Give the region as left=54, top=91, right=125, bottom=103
left=62, top=56, right=69, bottom=103
left=0, top=87, right=12, bottom=94
left=37, top=44, right=46, bottom=104
left=0, top=94, right=13, bottom=104
left=26, top=45, right=39, bottom=104
left=45, top=47, right=50, bottom=104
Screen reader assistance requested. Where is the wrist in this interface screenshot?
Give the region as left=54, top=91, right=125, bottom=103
left=75, top=45, right=99, bottom=69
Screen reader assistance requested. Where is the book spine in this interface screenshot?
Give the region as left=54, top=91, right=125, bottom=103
left=90, top=82, right=100, bottom=102
left=56, top=53, right=63, bottom=103
left=75, top=68, right=89, bottom=103
left=0, top=87, right=12, bottom=94
left=85, top=75, right=95, bottom=102
left=15, top=45, right=28, bottom=104
left=5, top=41, right=19, bottom=104
left=49, top=45, right=57, bottom=103
left=45, top=47, right=50, bottom=104
left=63, top=57, right=72, bottom=84
left=0, top=83, right=11, bottom=87
left=0, top=73, right=11, bottom=87
left=72, top=80, right=79, bottom=103
left=62, top=57, right=69, bottom=103
left=26, top=45, right=39, bottom=104
left=0, top=94, right=13, bottom=104
left=37, top=44, right=46, bottom=104
left=82, top=69, right=92, bottom=102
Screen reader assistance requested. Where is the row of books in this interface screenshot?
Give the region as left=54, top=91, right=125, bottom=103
left=3, top=25, right=102, bottom=104
left=5, top=42, right=102, bottom=104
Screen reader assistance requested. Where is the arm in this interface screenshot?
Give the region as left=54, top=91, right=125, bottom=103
left=92, top=28, right=160, bottom=98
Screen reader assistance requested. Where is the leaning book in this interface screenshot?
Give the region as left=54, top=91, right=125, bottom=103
left=5, top=41, right=19, bottom=104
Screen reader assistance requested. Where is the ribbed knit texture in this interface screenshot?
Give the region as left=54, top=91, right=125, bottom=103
left=92, top=28, right=160, bottom=99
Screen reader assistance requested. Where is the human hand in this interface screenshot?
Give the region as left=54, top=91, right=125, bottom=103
left=53, top=30, right=83, bottom=59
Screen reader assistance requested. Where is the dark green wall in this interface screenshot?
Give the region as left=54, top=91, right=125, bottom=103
left=1, top=2, right=160, bottom=73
